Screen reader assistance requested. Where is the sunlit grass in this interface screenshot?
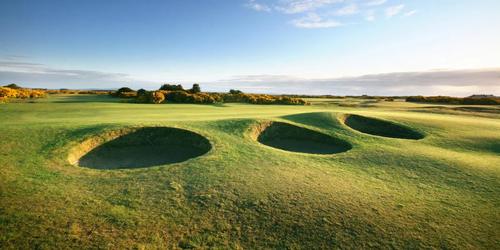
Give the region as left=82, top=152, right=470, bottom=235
left=0, top=95, right=498, bottom=248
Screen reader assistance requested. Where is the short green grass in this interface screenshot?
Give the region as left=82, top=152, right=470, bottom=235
left=1, top=94, right=499, bottom=249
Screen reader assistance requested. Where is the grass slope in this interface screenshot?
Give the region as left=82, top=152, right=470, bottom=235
left=0, top=95, right=499, bottom=249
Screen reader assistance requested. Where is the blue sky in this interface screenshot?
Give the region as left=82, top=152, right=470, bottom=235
left=0, top=0, right=499, bottom=95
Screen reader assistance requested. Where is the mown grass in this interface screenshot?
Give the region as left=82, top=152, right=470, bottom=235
left=0, top=94, right=499, bottom=249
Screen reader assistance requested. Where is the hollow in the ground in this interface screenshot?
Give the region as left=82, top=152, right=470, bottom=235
left=254, top=121, right=352, bottom=154
left=343, top=114, right=424, bottom=140
left=70, top=127, right=211, bottom=169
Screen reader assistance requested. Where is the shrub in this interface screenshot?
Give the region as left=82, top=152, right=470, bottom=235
left=220, top=93, right=307, bottom=105
left=406, top=96, right=427, bottom=103
left=117, top=87, right=134, bottom=93
left=16, top=89, right=31, bottom=99
left=166, top=91, right=192, bottom=103
left=190, top=84, right=201, bottom=94
left=110, top=83, right=307, bottom=105
left=150, top=91, right=165, bottom=104
left=406, top=96, right=500, bottom=105
left=0, top=87, right=18, bottom=98
left=193, top=93, right=217, bottom=104
left=113, top=87, right=136, bottom=98
left=159, top=84, right=184, bottom=91
left=3, top=83, right=22, bottom=89
left=462, top=97, right=499, bottom=105
left=0, top=87, right=47, bottom=102
left=29, top=90, right=47, bottom=98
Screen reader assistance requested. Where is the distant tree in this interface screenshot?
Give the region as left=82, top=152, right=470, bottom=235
left=468, top=94, right=496, bottom=99
left=112, top=87, right=136, bottom=98
left=190, top=84, right=201, bottom=93
left=137, top=88, right=147, bottom=96
left=159, top=84, right=184, bottom=91
left=4, top=83, right=22, bottom=89
left=405, top=95, right=499, bottom=105
left=117, top=87, right=134, bottom=93
left=229, top=89, right=243, bottom=94
left=406, top=96, right=426, bottom=103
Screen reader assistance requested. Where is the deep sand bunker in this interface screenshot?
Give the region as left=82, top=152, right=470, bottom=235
left=69, top=127, right=211, bottom=169
left=343, top=114, right=424, bottom=140
left=253, top=121, right=352, bottom=154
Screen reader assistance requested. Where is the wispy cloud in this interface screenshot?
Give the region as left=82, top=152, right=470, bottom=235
left=244, top=0, right=271, bottom=12
left=245, top=0, right=415, bottom=28
left=403, top=10, right=417, bottom=17
left=364, top=9, right=376, bottom=21
left=385, top=4, right=405, bottom=17
left=0, top=60, right=152, bottom=89
left=364, top=0, right=387, bottom=6
left=207, top=68, right=500, bottom=96
left=275, top=0, right=344, bottom=14
left=2, top=60, right=498, bottom=96
left=334, top=4, right=359, bottom=16
left=291, top=13, right=342, bottom=28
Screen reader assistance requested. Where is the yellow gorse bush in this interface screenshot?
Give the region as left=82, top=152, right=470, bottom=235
left=0, top=87, right=47, bottom=102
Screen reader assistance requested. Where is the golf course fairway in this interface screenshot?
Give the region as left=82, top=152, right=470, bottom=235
left=1, top=95, right=499, bottom=249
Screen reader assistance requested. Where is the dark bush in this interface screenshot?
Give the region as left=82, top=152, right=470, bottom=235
left=406, top=96, right=500, bottom=105
left=159, top=84, right=184, bottom=91
left=3, top=83, right=22, bottom=89
left=462, top=97, right=499, bottom=105
left=190, top=84, right=201, bottom=94
left=221, top=93, right=307, bottom=105
left=112, top=87, right=136, bottom=98
left=113, top=83, right=307, bottom=105
left=137, top=88, right=147, bottom=96
left=117, top=87, right=134, bottom=93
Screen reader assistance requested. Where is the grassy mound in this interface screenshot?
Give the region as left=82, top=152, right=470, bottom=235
left=342, top=114, right=424, bottom=139
left=70, top=127, right=211, bottom=169
left=254, top=121, right=352, bottom=154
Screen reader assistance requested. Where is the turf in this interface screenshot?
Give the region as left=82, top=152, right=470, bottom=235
left=0, top=94, right=499, bottom=249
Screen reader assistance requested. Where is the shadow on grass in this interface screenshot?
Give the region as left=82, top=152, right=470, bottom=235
left=343, top=114, right=424, bottom=140
left=50, top=95, right=125, bottom=103
left=78, top=127, right=211, bottom=169
left=255, top=121, right=352, bottom=154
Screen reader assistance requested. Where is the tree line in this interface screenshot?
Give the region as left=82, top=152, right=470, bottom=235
left=406, top=95, right=500, bottom=105
left=112, top=84, right=309, bottom=105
